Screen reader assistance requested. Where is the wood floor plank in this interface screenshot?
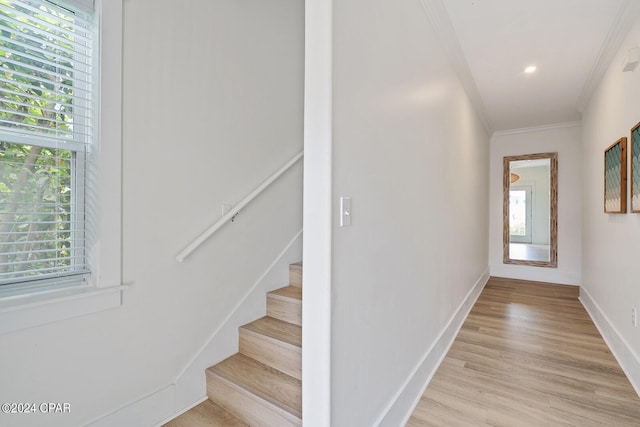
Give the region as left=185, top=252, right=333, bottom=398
left=407, top=277, right=640, bottom=426
left=162, top=400, right=248, bottom=427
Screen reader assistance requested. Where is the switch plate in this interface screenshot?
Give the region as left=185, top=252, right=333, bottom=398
left=340, top=197, right=351, bottom=227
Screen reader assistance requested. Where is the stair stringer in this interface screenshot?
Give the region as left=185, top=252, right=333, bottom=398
left=168, top=229, right=303, bottom=421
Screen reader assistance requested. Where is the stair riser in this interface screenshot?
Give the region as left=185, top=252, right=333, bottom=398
left=207, top=375, right=301, bottom=427
left=239, top=333, right=301, bottom=380
left=267, top=296, right=302, bottom=326
left=289, top=268, right=302, bottom=288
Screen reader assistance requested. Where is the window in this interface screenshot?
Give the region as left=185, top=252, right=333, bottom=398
left=0, top=0, right=93, bottom=288
left=509, top=187, right=532, bottom=243
left=0, top=0, right=122, bottom=333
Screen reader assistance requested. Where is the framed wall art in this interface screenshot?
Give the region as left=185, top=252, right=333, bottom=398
left=604, top=137, right=627, bottom=213
left=631, top=122, right=640, bottom=212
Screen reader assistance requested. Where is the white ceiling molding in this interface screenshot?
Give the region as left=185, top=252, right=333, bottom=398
left=492, top=121, right=582, bottom=138
left=419, top=0, right=494, bottom=135
left=576, top=0, right=640, bottom=112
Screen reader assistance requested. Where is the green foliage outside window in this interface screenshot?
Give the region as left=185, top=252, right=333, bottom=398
left=0, top=0, right=84, bottom=282
left=0, top=144, right=73, bottom=279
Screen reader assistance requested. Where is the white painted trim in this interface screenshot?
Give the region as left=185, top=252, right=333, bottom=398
left=0, top=283, right=127, bottom=312
left=302, top=0, right=333, bottom=425
left=89, top=386, right=208, bottom=427
left=375, top=268, right=491, bottom=427
left=0, top=285, right=125, bottom=335
left=419, top=0, right=494, bottom=135
left=579, top=287, right=640, bottom=397
left=153, top=396, right=208, bottom=427
left=576, top=0, right=640, bottom=112
left=86, top=385, right=175, bottom=427
left=94, top=0, right=123, bottom=289
left=492, top=121, right=582, bottom=138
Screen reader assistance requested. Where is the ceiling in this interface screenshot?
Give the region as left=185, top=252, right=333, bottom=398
left=430, top=0, right=640, bottom=133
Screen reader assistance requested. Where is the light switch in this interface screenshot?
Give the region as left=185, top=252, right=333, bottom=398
left=340, top=196, right=351, bottom=227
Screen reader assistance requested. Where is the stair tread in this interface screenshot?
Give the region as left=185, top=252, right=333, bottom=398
left=267, top=286, right=302, bottom=327
left=207, top=353, right=302, bottom=418
left=241, top=316, right=301, bottom=348
left=289, top=262, right=302, bottom=270
left=162, top=400, right=248, bottom=427
left=268, top=286, right=302, bottom=301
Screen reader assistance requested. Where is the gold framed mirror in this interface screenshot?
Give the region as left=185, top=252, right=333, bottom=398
left=503, top=152, right=557, bottom=268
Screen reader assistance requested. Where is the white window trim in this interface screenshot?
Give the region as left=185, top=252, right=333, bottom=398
left=0, top=0, right=124, bottom=335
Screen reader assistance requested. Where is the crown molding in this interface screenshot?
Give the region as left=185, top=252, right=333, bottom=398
left=492, top=121, right=582, bottom=138
left=420, top=0, right=494, bottom=135
left=576, top=0, right=640, bottom=112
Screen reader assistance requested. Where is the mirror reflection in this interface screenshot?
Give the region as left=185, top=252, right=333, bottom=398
left=503, top=153, right=557, bottom=268
left=509, top=159, right=550, bottom=262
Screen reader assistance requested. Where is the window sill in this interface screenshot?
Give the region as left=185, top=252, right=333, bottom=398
left=0, top=284, right=126, bottom=335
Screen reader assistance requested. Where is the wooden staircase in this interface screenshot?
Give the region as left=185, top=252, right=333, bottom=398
left=164, top=262, right=302, bottom=427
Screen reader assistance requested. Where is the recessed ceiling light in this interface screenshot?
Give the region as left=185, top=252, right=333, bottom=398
left=524, top=65, right=537, bottom=74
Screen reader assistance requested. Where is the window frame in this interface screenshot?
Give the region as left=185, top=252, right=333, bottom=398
left=0, top=0, right=93, bottom=286
left=0, top=0, right=123, bottom=334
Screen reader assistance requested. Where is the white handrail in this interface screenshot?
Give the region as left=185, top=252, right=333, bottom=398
left=176, top=151, right=304, bottom=262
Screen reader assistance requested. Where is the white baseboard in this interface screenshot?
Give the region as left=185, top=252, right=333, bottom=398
left=489, top=263, right=580, bottom=286
left=579, top=287, right=640, bottom=397
left=86, top=385, right=175, bottom=427
left=86, top=230, right=303, bottom=427
left=375, top=267, right=490, bottom=427
left=152, top=395, right=208, bottom=427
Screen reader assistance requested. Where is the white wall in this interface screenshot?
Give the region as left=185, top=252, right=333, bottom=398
left=581, top=18, right=640, bottom=392
left=0, top=0, right=304, bottom=426
left=329, top=0, right=490, bottom=424
left=489, top=124, right=582, bottom=285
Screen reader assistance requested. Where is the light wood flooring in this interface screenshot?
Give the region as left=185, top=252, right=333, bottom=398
left=407, top=276, right=640, bottom=426
left=509, top=243, right=550, bottom=262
